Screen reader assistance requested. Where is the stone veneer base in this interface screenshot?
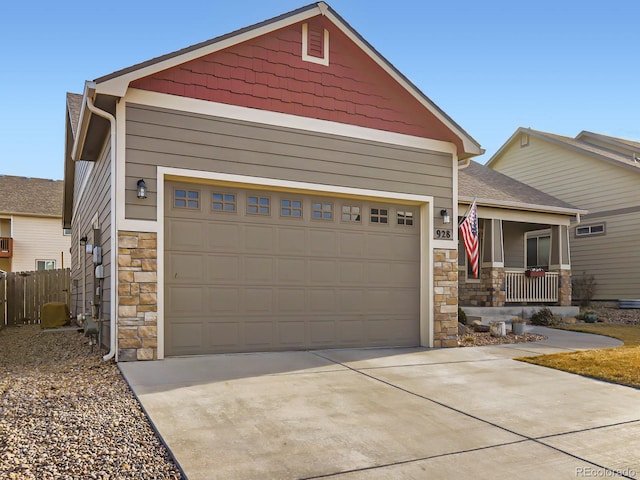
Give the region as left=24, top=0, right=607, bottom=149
left=117, top=231, right=158, bottom=361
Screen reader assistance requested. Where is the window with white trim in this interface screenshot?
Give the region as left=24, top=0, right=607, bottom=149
left=576, top=223, right=605, bottom=237
left=63, top=228, right=71, bottom=236
left=526, top=232, right=550, bottom=269
left=36, top=260, right=56, bottom=271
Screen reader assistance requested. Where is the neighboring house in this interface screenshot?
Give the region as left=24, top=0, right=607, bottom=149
left=487, top=128, right=640, bottom=301
left=63, top=2, right=484, bottom=361
left=457, top=161, right=585, bottom=309
left=0, top=175, right=71, bottom=273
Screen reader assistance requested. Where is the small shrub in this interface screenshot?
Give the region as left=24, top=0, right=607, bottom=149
left=572, top=272, right=597, bottom=307
left=530, top=307, right=560, bottom=326
left=458, top=307, right=468, bottom=325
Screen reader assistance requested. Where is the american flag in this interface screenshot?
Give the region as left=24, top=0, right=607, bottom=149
left=459, top=200, right=479, bottom=278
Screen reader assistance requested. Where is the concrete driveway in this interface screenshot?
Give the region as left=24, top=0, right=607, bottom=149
left=119, top=327, right=640, bottom=479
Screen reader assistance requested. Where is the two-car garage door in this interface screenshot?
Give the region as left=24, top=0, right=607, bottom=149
left=164, top=181, right=421, bottom=356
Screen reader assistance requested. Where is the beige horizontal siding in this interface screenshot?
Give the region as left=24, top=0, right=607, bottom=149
left=493, top=136, right=640, bottom=212
left=11, top=216, right=71, bottom=272
left=125, top=104, right=453, bottom=221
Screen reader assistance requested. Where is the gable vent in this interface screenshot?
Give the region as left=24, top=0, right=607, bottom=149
left=302, top=22, right=329, bottom=66
left=308, top=25, right=324, bottom=57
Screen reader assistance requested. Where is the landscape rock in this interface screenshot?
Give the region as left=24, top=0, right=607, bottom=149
left=0, top=325, right=182, bottom=479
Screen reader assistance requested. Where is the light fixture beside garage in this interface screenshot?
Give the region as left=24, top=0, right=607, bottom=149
left=440, top=209, right=451, bottom=224
left=137, top=179, right=147, bottom=199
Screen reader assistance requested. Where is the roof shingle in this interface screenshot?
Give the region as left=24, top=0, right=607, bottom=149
left=66, top=92, right=83, bottom=138
left=459, top=161, right=580, bottom=211
left=0, top=175, right=64, bottom=217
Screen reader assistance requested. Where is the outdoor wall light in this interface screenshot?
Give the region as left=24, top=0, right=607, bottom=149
left=79, top=236, right=88, bottom=245
left=137, top=179, right=147, bottom=199
left=440, top=209, right=451, bottom=225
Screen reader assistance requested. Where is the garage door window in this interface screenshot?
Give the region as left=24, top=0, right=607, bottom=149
left=247, top=196, right=270, bottom=215
left=281, top=199, right=303, bottom=218
left=312, top=202, right=333, bottom=220
left=341, top=205, right=361, bottom=223
left=370, top=207, right=388, bottom=224
left=174, top=189, right=200, bottom=209
left=212, top=192, right=236, bottom=213
left=397, top=210, right=414, bottom=226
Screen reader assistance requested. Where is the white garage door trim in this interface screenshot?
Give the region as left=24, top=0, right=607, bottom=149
left=155, top=166, right=434, bottom=359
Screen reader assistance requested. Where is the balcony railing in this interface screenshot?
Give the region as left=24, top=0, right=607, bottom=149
left=0, top=237, right=13, bottom=258
left=505, top=270, right=558, bottom=303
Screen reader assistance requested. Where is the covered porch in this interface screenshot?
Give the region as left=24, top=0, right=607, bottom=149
left=457, top=161, right=586, bottom=310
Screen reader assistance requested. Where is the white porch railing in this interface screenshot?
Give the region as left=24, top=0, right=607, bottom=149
left=505, top=270, right=559, bottom=303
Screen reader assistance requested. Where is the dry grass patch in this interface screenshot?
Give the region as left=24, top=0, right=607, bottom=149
left=517, top=324, right=640, bottom=389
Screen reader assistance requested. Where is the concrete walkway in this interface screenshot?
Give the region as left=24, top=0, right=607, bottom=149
left=120, top=327, right=639, bottom=479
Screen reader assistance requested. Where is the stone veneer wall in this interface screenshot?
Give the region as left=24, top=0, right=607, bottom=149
left=117, top=231, right=158, bottom=361
left=458, top=266, right=505, bottom=307
left=433, top=249, right=458, bottom=348
left=558, top=270, right=571, bottom=306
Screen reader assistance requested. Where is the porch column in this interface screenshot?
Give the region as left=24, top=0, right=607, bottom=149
left=481, top=219, right=505, bottom=307
left=550, top=225, right=571, bottom=306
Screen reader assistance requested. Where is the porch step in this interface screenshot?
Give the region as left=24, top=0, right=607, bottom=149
left=466, top=314, right=516, bottom=326
left=461, top=306, right=579, bottom=324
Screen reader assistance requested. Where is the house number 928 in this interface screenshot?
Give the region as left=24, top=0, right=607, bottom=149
left=435, top=229, right=452, bottom=239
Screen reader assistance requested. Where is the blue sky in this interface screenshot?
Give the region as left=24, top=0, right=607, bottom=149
left=2, top=0, right=639, bottom=180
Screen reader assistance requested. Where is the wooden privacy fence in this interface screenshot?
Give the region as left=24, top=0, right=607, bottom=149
left=3, top=268, right=71, bottom=326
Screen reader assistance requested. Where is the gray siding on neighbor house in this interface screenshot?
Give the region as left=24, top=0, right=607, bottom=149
left=571, top=211, right=640, bottom=299
left=123, top=104, right=454, bottom=221
left=492, top=134, right=640, bottom=299
left=70, top=140, right=112, bottom=346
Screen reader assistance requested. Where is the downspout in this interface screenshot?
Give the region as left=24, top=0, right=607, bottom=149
left=85, top=92, right=118, bottom=361
left=458, top=157, right=472, bottom=170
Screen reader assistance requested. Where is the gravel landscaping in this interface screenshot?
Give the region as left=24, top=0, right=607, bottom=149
left=0, top=325, right=182, bottom=479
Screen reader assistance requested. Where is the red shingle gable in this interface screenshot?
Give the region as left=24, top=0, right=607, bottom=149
left=130, top=15, right=462, bottom=151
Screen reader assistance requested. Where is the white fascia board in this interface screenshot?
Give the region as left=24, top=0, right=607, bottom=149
left=95, top=9, right=323, bottom=97
left=70, top=83, right=92, bottom=162
left=324, top=10, right=481, bottom=156
left=125, top=89, right=456, bottom=154
left=470, top=205, right=573, bottom=226
left=459, top=196, right=587, bottom=217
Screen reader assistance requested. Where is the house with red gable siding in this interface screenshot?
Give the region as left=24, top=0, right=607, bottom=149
left=64, top=2, right=484, bottom=361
